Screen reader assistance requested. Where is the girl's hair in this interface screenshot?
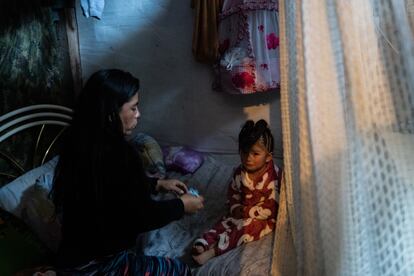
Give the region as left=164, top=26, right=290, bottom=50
left=51, top=69, right=140, bottom=211
left=238, top=119, right=274, bottom=153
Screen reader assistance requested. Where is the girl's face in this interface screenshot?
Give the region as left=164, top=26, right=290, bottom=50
left=119, top=92, right=140, bottom=135
left=240, top=141, right=272, bottom=174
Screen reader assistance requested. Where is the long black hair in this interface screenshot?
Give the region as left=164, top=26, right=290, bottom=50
left=238, top=119, right=274, bottom=154
left=51, top=69, right=140, bottom=212
left=74, top=69, right=140, bottom=138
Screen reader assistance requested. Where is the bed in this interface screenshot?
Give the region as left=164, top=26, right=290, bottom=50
left=0, top=105, right=282, bottom=275
left=0, top=105, right=73, bottom=186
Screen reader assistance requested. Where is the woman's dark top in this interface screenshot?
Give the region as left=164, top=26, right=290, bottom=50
left=55, top=134, right=184, bottom=267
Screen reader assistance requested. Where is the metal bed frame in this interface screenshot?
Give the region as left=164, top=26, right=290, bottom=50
left=0, top=105, right=73, bottom=182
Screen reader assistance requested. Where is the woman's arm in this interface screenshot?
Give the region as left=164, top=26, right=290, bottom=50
left=137, top=196, right=185, bottom=232
left=136, top=192, right=204, bottom=233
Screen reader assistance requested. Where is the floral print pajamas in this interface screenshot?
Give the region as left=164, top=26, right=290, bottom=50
left=195, top=160, right=281, bottom=255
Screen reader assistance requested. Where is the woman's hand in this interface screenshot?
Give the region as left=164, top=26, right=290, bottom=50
left=156, top=179, right=188, bottom=195
left=180, top=194, right=204, bottom=214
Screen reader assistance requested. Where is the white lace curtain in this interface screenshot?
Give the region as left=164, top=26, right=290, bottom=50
left=272, top=0, right=414, bottom=275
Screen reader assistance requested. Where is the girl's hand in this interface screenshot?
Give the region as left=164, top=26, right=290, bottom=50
left=156, top=179, right=188, bottom=195
left=180, top=194, right=204, bottom=214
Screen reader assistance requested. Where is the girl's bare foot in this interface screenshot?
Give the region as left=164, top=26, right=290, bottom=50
left=192, top=244, right=206, bottom=255
left=192, top=247, right=216, bottom=265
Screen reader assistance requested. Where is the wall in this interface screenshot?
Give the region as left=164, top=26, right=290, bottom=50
left=76, top=0, right=282, bottom=157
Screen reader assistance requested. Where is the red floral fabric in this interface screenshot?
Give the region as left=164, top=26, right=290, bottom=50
left=215, top=0, right=280, bottom=94
left=194, top=160, right=282, bottom=255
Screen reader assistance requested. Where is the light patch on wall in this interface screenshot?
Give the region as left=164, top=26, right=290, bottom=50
left=243, top=104, right=270, bottom=123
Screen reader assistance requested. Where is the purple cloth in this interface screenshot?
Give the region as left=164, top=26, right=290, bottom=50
left=162, top=146, right=204, bottom=174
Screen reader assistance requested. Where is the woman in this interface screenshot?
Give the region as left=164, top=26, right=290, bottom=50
left=51, top=69, right=203, bottom=274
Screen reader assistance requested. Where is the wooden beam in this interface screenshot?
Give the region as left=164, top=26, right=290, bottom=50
left=65, top=7, right=82, bottom=97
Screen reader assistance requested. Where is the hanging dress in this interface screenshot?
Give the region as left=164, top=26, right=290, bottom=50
left=214, top=0, right=280, bottom=94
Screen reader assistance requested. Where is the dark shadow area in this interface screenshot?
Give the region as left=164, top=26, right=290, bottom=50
left=0, top=1, right=75, bottom=115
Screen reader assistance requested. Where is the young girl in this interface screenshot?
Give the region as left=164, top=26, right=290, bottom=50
left=192, top=119, right=282, bottom=265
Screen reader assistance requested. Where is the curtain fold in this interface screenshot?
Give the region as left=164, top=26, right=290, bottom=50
left=273, top=0, right=414, bottom=275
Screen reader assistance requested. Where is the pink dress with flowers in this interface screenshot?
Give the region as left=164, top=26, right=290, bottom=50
left=214, top=0, right=280, bottom=94
left=194, top=160, right=281, bottom=256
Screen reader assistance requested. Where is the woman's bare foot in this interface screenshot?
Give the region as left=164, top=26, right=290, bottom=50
left=192, top=247, right=216, bottom=265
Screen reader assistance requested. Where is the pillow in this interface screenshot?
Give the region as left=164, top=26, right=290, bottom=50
left=162, top=146, right=204, bottom=174
left=0, top=156, right=58, bottom=216
left=0, top=207, right=52, bottom=276
left=129, top=133, right=167, bottom=178
left=16, top=181, right=61, bottom=253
